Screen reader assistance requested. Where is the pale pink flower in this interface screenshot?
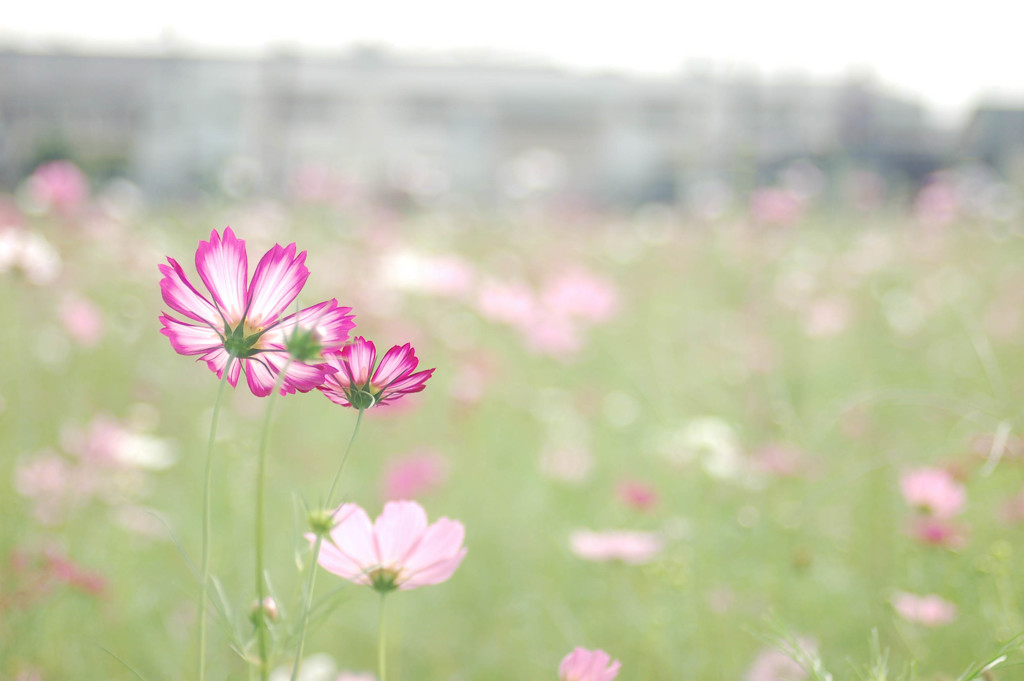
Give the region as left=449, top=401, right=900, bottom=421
left=381, top=451, right=448, bottom=500
left=750, top=188, right=804, bottom=226
left=28, top=160, right=88, bottom=213
left=475, top=280, right=535, bottom=325
left=336, top=673, right=376, bottom=681
left=159, top=227, right=355, bottom=397
left=541, top=269, right=619, bottom=323
left=892, top=591, right=956, bottom=626
left=318, top=337, right=434, bottom=409
left=899, top=467, right=966, bottom=518
left=313, top=500, right=466, bottom=592
left=559, top=647, right=621, bottom=681
left=616, top=480, right=659, bottom=512
left=569, top=530, right=663, bottom=564
left=745, top=638, right=816, bottom=681
left=59, top=295, right=104, bottom=347
left=521, top=311, right=584, bottom=357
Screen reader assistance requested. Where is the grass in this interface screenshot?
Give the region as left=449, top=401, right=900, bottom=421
left=3, top=202, right=1024, bottom=679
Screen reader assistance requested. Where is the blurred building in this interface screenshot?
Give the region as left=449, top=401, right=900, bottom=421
left=0, top=47, right=962, bottom=205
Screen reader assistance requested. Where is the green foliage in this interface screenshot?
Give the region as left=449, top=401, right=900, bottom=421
left=4, top=205, right=1024, bottom=679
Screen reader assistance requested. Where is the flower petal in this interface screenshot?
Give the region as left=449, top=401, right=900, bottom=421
left=246, top=242, right=308, bottom=327
left=262, top=299, right=356, bottom=354
left=195, top=227, right=248, bottom=324
left=159, top=315, right=224, bottom=356
left=159, top=259, right=221, bottom=326
left=400, top=517, right=466, bottom=588
left=400, top=550, right=466, bottom=590
left=374, top=501, right=428, bottom=568
left=378, top=368, right=434, bottom=405
left=320, top=505, right=377, bottom=581
left=371, top=343, right=418, bottom=387
left=343, top=337, right=376, bottom=387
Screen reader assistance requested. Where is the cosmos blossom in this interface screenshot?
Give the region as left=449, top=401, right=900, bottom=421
left=318, top=337, right=434, bottom=409
left=892, top=591, right=957, bottom=626
left=899, top=467, right=966, bottom=518
left=159, top=227, right=355, bottom=397
left=559, top=648, right=621, bottom=681
left=312, top=500, right=466, bottom=592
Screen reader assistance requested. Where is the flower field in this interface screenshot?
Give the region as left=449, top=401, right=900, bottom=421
left=4, top=176, right=1024, bottom=680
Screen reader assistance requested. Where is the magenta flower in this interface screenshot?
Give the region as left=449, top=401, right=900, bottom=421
left=559, top=648, right=621, bottom=681
left=159, top=227, right=355, bottom=396
left=318, top=337, right=434, bottom=409
left=313, top=500, right=466, bottom=592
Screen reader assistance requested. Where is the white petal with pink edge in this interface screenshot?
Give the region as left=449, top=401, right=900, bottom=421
left=246, top=243, right=308, bottom=328
left=159, top=259, right=222, bottom=325
left=195, top=228, right=248, bottom=324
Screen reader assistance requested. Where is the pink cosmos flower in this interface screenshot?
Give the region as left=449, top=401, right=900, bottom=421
left=313, top=500, right=466, bottom=592
left=892, top=591, right=956, bottom=626
left=318, top=337, right=434, bottom=409
left=899, top=467, right=966, bottom=518
left=559, top=647, right=621, bottom=681
left=159, top=227, right=355, bottom=397
left=569, top=530, right=663, bottom=564
left=28, top=160, right=88, bottom=213
left=59, top=295, right=104, bottom=347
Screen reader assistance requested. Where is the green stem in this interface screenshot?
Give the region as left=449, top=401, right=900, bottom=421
left=255, top=367, right=289, bottom=681
left=197, top=362, right=232, bottom=681
left=290, top=408, right=365, bottom=681
left=326, top=408, right=364, bottom=506
left=378, top=594, right=388, bottom=681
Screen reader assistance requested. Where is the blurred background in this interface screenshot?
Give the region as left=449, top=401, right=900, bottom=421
left=7, top=4, right=1024, bottom=680
left=1, top=0, right=1022, bottom=213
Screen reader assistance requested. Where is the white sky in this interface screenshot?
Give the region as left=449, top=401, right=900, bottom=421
left=3, top=0, right=1023, bottom=119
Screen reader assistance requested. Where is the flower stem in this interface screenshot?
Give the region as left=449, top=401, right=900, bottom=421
left=289, top=408, right=364, bottom=681
left=378, top=594, right=388, bottom=681
left=255, top=368, right=289, bottom=681
left=326, top=408, right=364, bottom=506
left=197, top=362, right=232, bottom=681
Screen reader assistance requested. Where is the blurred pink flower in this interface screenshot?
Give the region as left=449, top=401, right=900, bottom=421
left=802, top=297, right=852, bottom=338
left=751, top=445, right=811, bottom=478
left=569, top=530, right=663, bottom=564
left=44, top=548, right=106, bottom=596
left=59, top=295, right=104, bottom=347
left=336, top=673, right=377, bottom=681
left=313, top=500, right=466, bottom=592
left=908, top=516, right=968, bottom=549
left=899, top=467, right=965, bottom=518
left=559, top=647, right=621, bottom=681
left=475, top=280, right=535, bottom=325
left=914, top=175, right=960, bottom=227
left=892, top=591, right=956, bottom=626
left=159, top=227, right=355, bottom=396
left=521, top=312, right=584, bottom=357
left=381, top=450, right=448, bottom=500
left=28, top=160, right=88, bottom=213
left=750, top=188, right=804, bottom=226
left=541, top=269, right=619, bottom=323
left=319, top=337, right=434, bottom=409
left=745, top=638, right=816, bottom=681
left=615, top=480, right=659, bottom=512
